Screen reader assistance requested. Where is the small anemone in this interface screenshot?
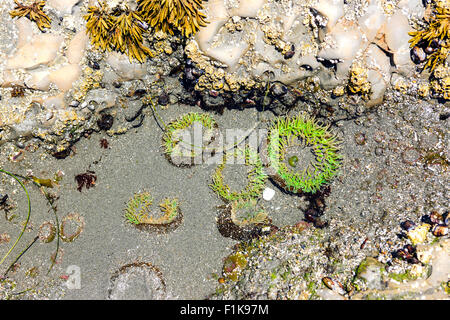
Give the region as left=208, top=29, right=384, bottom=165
left=59, top=213, right=85, bottom=243
left=263, top=113, right=342, bottom=195
left=137, top=0, right=208, bottom=37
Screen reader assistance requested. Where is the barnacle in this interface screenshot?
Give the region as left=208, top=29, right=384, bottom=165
left=409, top=0, right=450, bottom=72
left=9, top=0, right=51, bottom=32
left=84, top=2, right=153, bottom=63
left=137, top=0, right=208, bottom=37
left=264, top=113, right=341, bottom=195
left=348, top=63, right=371, bottom=98
left=210, top=147, right=268, bottom=202
left=162, top=112, right=219, bottom=166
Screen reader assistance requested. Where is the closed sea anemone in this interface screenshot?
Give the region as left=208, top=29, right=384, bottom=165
left=263, top=113, right=341, bottom=195
left=137, top=0, right=208, bottom=37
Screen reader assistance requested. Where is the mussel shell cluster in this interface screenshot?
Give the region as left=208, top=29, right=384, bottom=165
left=393, top=244, right=420, bottom=264
left=422, top=211, right=449, bottom=237
left=410, top=39, right=443, bottom=65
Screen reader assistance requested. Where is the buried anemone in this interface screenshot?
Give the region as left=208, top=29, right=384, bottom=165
left=210, top=147, right=268, bottom=203
left=162, top=112, right=219, bottom=167
left=262, top=113, right=341, bottom=195
left=217, top=199, right=277, bottom=241
left=108, top=261, right=167, bottom=300
left=59, top=213, right=85, bottom=243
left=124, top=191, right=183, bottom=234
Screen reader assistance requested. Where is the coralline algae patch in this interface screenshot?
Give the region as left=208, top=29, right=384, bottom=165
left=185, top=0, right=440, bottom=107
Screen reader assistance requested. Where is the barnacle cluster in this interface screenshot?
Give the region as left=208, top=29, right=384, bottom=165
left=430, top=64, right=450, bottom=99
left=210, top=147, right=267, bottom=202
left=84, top=1, right=153, bottom=63
left=347, top=63, right=371, bottom=98
left=137, top=0, right=208, bottom=37
left=9, top=0, right=51, bottom=32
left=409, top=0, right=450, bottom=73
left=162, top=112, right=219, bottom=166
left=264, top=113, right=341, bottom=195
left=124, top=191, right=182, bottom=232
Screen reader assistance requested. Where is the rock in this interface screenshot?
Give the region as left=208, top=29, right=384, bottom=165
left=317, top=21, right=364, bottom=78
left=0, top=70, right=24, bottom=88
left=6, top=34, right=64, bottom=70
left=384, top=11, right=411, bottom=53
left=312, top=0, right=345, bottom=30
left=49, top=64, right=82, bottom=91
left=358, top=3, right=386, bottom=42
left=355, top=257, right=386, bottom=290
left=106, top=52, right=147, bottom=81
left=47, top=0, right=81, bottom=14
left=25, top=69, right=51, bottom=91
left=83, top=89, right=117, bottom=112
left=263, top=188, right=275, bottom=201
left=14, top=17, right=34, bottom=49
left=228, top=0, right=267, bottom=18
left=67, top=29, right=88, bottom=64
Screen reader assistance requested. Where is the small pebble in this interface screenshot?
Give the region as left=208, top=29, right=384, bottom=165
left=263, top=188, right=275, bottom=201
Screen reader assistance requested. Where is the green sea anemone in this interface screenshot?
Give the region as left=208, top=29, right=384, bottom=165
left=162, top=112, right=218, bottom=166
left=124, top=191, right=183, bottom=233
left=137, top=0, right=208, bottom=37
left=124, top=191, right=153, bottom=225
left=210, top=146, right=267, bottom=202
left=264, top=113, right=341, bottom=194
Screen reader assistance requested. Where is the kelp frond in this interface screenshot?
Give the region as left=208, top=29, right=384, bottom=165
left=84, top=1, right=154, bottom=63
left=10, top=0, right=51, bottom=32
left=137, top=0, right=208, bottom=37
